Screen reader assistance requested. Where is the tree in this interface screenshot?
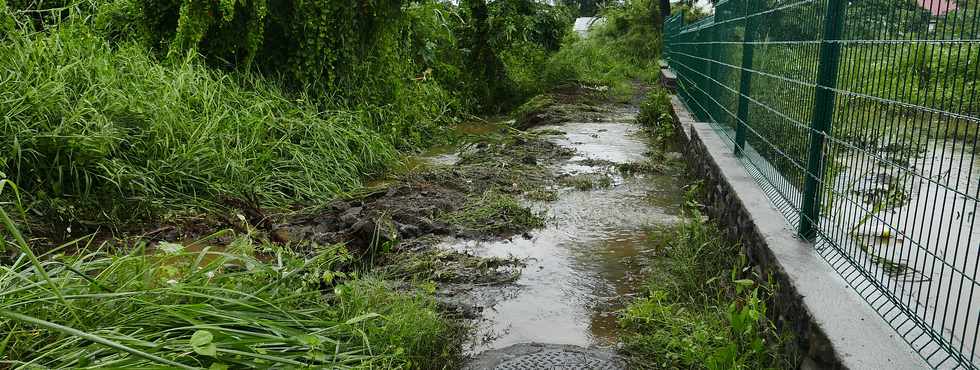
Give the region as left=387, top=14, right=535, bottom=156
left=561, top=0, right=610, bottom=17
left=461, top=0, right=511, bottom=109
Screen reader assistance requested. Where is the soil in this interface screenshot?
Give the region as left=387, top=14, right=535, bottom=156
left=260, top=85, right=616, bottom=256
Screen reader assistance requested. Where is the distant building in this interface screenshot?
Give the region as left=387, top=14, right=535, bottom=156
left=917, top=0, right=957, bottom=16
left=573, top=17, right=604, bottom=37
left=918, top=0, right=957, bottom=32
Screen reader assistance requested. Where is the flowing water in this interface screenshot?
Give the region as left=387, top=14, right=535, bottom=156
left=424, top=107, right=688, bottom=355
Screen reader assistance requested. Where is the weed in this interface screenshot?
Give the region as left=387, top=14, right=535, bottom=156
left=619, top=215, right=794, bottom=369
left=617, top=161, right=668, bottom=176
left=0, top=26, right=406, bottom=228
left=0, top=220, right=461, bottom=368
left=442, top=190, right=544, bottom=237
left=561, top=173, right=613, bottom=191
left=638, top=88, right=675, bottom=140
left=525, top=188, right=560, bottom=201
left=382, top=249, right=523, bottom=285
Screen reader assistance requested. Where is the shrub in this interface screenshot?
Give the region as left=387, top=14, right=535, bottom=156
left=0, top=26, right=402, bottom=225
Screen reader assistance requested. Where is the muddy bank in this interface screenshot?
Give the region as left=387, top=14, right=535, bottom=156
left=451, top=116, right=688, bottom=355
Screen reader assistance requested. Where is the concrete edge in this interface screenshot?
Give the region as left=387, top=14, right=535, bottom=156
left=667, top=95, right=928, bottom=369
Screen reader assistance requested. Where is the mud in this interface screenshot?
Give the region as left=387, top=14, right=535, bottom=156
left=409, top=87, right=692, bottom=363
left=514, top=84, right=614, bottom=129
left=72, top=82, right=683, bottom=367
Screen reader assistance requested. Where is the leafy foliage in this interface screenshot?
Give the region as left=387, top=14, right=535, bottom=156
left=619, top=213, right=794, bottom=369
left=0, top=0, right=579, bottom=227
left=0, top=214, right=460, bottom=368
left=560, top=0, right=610, bottom=16
left=0, top=26, right=402, bottom=226
left=543, top=0, right=664, bottom=98
left=638, top=87, right=674, bottom=136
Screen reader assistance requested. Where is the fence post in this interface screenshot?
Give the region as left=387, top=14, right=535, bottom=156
left=798, top=0, right=847, bottom=240
left=707, top=19, right=721, bottom=122
left=733, top=0, right=759, bottom=156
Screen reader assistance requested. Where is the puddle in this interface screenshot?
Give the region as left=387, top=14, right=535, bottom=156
left=430, top=110, right=687, bottom=353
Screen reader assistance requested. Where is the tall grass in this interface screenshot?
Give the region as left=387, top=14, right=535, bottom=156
left=0, top=25, right=407, bottom=225
left=542, top=0, right=663, bottom=98
left=618, top=181, right=793, bottom=369
left=620, top=215, right=793, bottom=369
left=0, top=184, right=459, bottom=368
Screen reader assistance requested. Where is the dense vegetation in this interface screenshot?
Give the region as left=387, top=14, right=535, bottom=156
left=0, top=0, right=577, bottom=233
left=620, top=215, right=793, bottom=369
left=1, top=0, right=677, bottom=368
left=618, top=90, right=794, bottom=370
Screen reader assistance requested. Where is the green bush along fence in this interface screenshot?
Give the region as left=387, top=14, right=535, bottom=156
left=664, top=0, right=979, bottom=367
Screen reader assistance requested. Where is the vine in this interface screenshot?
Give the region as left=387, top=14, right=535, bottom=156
left=0, top=0, right=13, bottom=35
left=142, top=0, right=403, bottom=98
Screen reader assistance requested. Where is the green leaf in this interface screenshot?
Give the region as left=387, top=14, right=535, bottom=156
left=0, top=310, right=194, bottom=369
left=191, top=330, right=217, bottom=356
left=195, top=343, right=217, bottom=357
left=733, top=279, right=754, bottom=287
left=344, top=312, right=381, bottom=325
left=209, top=363, right=229, bottom=370
left=158, top=241, right=185, bottom=254
left=190, top=330, right=213, bottom=347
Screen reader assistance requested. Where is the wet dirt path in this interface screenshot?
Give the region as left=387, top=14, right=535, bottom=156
left=430, top=102, right=689, bottom=366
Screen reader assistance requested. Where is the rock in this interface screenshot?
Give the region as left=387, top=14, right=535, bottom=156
left=329, top=201, right=351, bottom=213
left=665, top=152, right=684, bottom=161
left=339, top=207, right=362, bottom=225
left=396, top=222, right=421, bottom=238
left=270, top=228, right=291, bottom=244
left=351, top=219, right=377, bottom=241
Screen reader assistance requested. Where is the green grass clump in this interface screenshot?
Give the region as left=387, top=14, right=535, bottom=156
left=443, top=190, right=544, bottom=235
left=619, top=212, right=794, bottom=369
left=0, top=25, right=405, bottom=225
left=513, top=94, right=558, bottom=125
left=638, top=88, right=673, bottom=133
left=561, top=173, right=613, bottom=191
left=0, top=204, right=460, bottom=368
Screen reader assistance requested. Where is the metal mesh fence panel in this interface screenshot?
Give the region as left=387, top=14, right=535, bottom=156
left=664, top=0, right=980, bottom=367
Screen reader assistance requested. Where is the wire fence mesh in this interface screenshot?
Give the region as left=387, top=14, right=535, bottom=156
left=664, top=0, right=979, bottom=367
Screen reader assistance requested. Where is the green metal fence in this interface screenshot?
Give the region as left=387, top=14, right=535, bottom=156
left=664, top=0, right=979, bottom=367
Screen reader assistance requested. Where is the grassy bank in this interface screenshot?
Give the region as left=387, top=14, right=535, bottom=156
left=0, top=198, right=460, bottom=368
left=1, top=25, right=405, bottom=229
left=0, top=0, right=577, bottom=236
left=542, top=0, right=664, bottom=99
left=0, top=1, right=577, bottom=368
left=618, top=91, right=794, bottom=369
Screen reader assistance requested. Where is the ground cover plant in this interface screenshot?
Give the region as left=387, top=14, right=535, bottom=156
left=618, top=90, right=794, bottom=369
left=0, top=196, right=460, bottom=368
left=542, top=0, right=664, bottom=99
left=618, top=191, right=795, bottom=370
left=0, top=0, right=580, bottom=368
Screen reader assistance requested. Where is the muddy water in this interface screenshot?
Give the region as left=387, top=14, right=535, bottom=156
left=432, top=111, right=687, bottom=353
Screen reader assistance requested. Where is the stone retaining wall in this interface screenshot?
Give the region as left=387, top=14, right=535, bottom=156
left=666, top=92, right=927, bottom=370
